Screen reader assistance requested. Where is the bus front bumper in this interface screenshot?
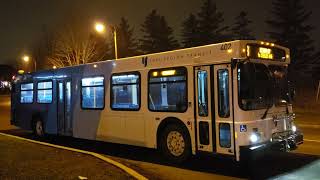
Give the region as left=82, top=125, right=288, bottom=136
left=239, top=131, right=303, bottom=161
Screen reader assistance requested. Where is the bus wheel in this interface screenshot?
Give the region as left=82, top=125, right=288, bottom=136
left=160, top=124, right=191, bottom=163
left=33, top=118, right=44, bottom=137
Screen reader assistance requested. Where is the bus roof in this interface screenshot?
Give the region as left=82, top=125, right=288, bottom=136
left=17, top=40, right=290, bottom=80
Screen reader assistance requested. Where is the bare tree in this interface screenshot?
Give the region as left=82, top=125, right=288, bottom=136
left=31, top=15, right=111, bottom=70
left=48, top=22, right=110, bottom=68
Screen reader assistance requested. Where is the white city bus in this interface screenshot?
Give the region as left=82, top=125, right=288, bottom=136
left=11, top=40, right=303, bottom=162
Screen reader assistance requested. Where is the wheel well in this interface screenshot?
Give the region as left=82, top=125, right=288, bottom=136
left=156, top=117, right=190, bottom=148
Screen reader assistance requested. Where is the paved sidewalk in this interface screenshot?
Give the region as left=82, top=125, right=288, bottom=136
left=0, top=134, right=132, bottom=179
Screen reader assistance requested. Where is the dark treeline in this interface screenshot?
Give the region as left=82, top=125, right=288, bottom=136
left=32, top=0, right=319, bottom=82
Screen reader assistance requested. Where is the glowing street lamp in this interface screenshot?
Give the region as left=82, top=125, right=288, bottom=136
left=95, top=23, right=105, bottom=33
left=22, top=55, right=37, bottom=71
left=23, top=55, right=30, bottom=62
left=94, top=22, right=118, bottom=60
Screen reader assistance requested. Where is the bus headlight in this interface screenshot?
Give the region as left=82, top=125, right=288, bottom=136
left=292, top=125, right=297, bottom=132
left=250, top=133, right=259, bottom=143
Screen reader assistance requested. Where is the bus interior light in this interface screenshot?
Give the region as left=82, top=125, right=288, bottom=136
left=227, top=49, right=233, bottom=53
left=161, top=70, right=176, bottom=76
left=152, top=71, right=158, bottom=77
left=18, top=70, right=25, bottom=74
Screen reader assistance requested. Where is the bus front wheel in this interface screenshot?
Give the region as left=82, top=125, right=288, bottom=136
left=159, top=124, right=191, bottom=163
left=33, top=118, right=44, bottom=137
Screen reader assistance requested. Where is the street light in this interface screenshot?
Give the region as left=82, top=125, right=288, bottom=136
left=94, top=22, right=118, bottom=60
left=95, top=23, right=105, bottom=33
left=22, top=55, right=37, bottom=71
left=23, top=55, right=29, bottom=62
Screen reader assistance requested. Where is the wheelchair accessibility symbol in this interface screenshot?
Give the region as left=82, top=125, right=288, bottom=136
left=240, top=125, right=247, bottom=132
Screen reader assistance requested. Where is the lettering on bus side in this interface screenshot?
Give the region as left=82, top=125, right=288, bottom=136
left=220, top=43, right=232, bottom=51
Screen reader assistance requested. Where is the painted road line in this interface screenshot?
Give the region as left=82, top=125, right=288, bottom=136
left=0, top=132, right=147, bottom=180
left=304, top=139, right=320, bottom=143
left=298, top=124, right=320, bottom=128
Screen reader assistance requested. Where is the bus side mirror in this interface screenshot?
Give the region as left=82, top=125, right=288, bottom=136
left=287, top=81, right=295, bottom=103
left=231, top=59, right=238, bottom=69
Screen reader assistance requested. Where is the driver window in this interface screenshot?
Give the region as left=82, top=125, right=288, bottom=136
left=197, top=70, right=208, bottom=117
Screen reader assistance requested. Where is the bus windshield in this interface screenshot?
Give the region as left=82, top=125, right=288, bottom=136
left=238, top=62, right=274, bottom=110
left=269, top=65, right=290, bottom=106
left=238, top=62, right=292, bottom=110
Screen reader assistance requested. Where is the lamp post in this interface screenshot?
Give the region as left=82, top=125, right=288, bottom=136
left=22, top=55, right=37, bottom=72
left=94, top=22, right=118, bottom=60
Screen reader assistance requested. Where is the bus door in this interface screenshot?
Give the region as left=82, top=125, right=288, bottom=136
left=57, top=79, right=72, bottom=136
left=195, top=66, right=214, bottom=152
left=213, top=64, right=235, bottom=155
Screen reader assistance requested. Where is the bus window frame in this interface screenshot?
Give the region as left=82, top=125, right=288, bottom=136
left=36, top=80, right=53, bottom=104
left=147, top=66, right=188, bottom=113
left=20, top=82, right=34, bottom=104
left=80, top=75, right=105, bottom=110
left=110, top=71, right=141, bottom=111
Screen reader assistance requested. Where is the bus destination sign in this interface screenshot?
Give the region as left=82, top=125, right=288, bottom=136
left=246, top=44, right=287, bottom=61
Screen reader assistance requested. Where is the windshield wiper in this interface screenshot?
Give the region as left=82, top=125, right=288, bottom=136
left=261, top=65, right=276, bottom=119
left=261, top=105, right=271, bottom=119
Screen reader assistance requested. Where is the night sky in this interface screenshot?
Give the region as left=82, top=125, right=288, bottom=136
left=0, top=0, right=319, bottom=66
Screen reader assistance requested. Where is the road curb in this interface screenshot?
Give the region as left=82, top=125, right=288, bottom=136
left=0, top=132, right=148, bottom=180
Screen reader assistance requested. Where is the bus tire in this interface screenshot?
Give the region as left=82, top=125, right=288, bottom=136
left=159, top=123, right=191, bottom=163
left=33, top=117, right=45, bottom=137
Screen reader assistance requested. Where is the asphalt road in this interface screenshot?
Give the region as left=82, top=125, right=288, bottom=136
left=1, top=94, right=320, bottom=180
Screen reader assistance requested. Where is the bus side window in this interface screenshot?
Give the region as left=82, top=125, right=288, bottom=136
left=37, top=81, right=53, bottom=104
left=217, top=69, right=230, bottom=118
left=111, top=72, right=140, bottom=111
left=148, top=67, right=187, bottom=112
left=81, top=76, right=105, bottom=109
left=20, top=83, right=34, bottom=104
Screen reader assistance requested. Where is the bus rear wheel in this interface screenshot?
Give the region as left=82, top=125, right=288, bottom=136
left=159, top=124, right=191, bottom=163
left=33, top=118, right=44, bottom=137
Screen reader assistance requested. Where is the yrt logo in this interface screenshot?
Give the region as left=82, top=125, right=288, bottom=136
left=142, top=57, right=148, bottom=67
